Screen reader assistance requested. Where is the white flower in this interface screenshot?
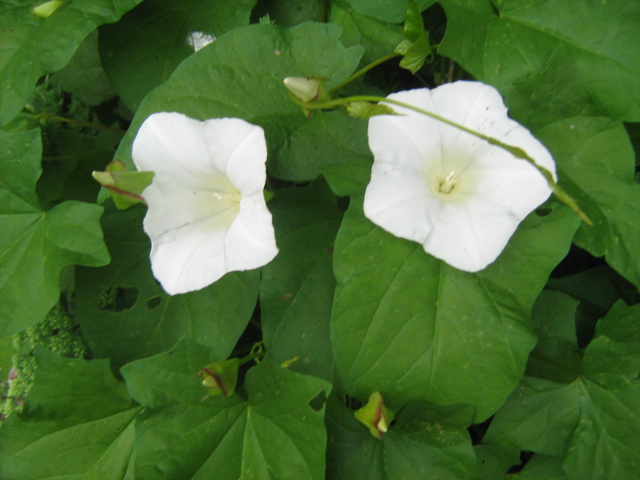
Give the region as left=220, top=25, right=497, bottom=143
left=363, top=81, right=555, bottom=272
left=132, top=112, right=278, bottom=295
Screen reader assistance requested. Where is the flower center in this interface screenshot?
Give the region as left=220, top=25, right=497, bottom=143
left=426, top=157, right=478, bottom=203
left=438, top=171, right=456, bottom=194
left=211, top=191, right=242, bottom=203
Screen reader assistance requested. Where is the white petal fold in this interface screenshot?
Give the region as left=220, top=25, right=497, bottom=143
left=132, top=112, right=278, bottom=295
left=364, top=81, right=555, bottom=272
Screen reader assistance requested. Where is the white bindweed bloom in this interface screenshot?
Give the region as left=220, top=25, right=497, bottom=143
left=132, top=112, right=278, bottom=295
left=364, top=81, right=555, bottom=272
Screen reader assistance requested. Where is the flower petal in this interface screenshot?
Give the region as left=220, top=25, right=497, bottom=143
left=363, top=162, right=441, bottom=243
left=200, top=118, right=268, bottom=193
left=224, top=192, right=279, bottom=271
left=133, top=112, right=223, bottom=190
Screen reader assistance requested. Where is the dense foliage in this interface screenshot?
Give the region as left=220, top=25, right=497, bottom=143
left=1, top=1, right=639, bottom=479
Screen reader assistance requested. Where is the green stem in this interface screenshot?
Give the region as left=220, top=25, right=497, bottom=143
left=42, top=152, right=114, bottom=162
left=24, top=112, right=126, bottom=134
left=328, top=53, right=401, bottom=94
left=238, top=350, right=264, bottom=367
left=294, top=94, right=593, bottom=225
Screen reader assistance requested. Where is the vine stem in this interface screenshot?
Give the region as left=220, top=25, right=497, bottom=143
left=22, top=112, right=126, bottom=134
left=238, top=350, right=264, bottom=366
left=293, top=94, right=593, bottom=226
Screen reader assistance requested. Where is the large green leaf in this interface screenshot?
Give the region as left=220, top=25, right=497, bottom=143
left=330, top=0, right=404, bottom=66
left=485, top=298, right=640, bottom=480
left=0, top=0, right=143, bottom=125
left=325, top=393, right=479, bottom=479
left=537, top=118, right=640, bottom=287
left=0, top=349, right=140, bottom=479
left=331, top=198, right=579, bottom=422
left=123, top=338, right=332, bottom=480
left=511, top=455, right=570, bottom=480
left=51, top=30, right=116, bottom=107
left=438, top=0, right=640, bottom=122
left=260, top=180, right=343, bottom=382
left=99, top=0, right=256, bottom=112
left=113, top=22, right=364, bottom=183
left=339, top=0, right=437, bottom=23
left=0, top=129, right=110, bottom=337
left=76, top=206, right=259, bottom=370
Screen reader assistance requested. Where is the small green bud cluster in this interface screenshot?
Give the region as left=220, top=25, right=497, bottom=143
left=1, top=303, right=90, bottom=421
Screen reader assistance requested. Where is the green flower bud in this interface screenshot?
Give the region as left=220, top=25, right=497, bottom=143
left=198, top=358, right=239, bottom=397
left=92, top=160, right=154, bottom=210
left=354, top=391, right=395, bottom=439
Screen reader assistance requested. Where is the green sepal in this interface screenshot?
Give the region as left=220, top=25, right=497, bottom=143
left=395, top=0, right=432, bottom=74
left=92, top=160, right=154, bottom=209
left=347, top=101, right=398, bottom=119
left=354, top=391, right=395, bottom=439
left=198, top=358, right=239, bottom=397
left=264, top=189, right=275, bottom=203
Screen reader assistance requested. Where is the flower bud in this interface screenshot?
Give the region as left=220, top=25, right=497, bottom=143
left=92, top=160, right=154, bottom=210
left=198, top=359, right=239, bottom=397
left=354, top=391, right=395, bottom=439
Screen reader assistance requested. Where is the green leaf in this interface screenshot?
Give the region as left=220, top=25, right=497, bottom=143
left=485, top=298, right=640, bottom=480
left=525, top=291, right=582, bottom=383
left=0, top=0, right=143, bottom=125
left=0, top=129, right=110, bottom=337
left=0, top=349, right=140, bottom=479
left=474, top=443, right=520, bottom=480
left=438, top=0, right=640, bottom=122
left=338, top=0, right=437, bottom=24
left=253, top=0, right=327, bottom=27
left=125, top=340, right=332, bottom=480
left=75, top=206, right=258, bottom=370
left=260, top=180, right=343, bottom=381
left=510, top=455, right=570, bottom=480
left=121, top=337, right=228, bottom=408
left=282, top=110, right=373, bottom=188
left=99, top=0, right=256, bottom=112
left=584, top=300, right=640, bottom=381
left=50, top=30, right=116, bottom=107
left=395, top=0, right=432, bottom=74
left=113, top=22, right=364, bottom=183
left=537, top=117, right=640, bottom=287
left=331, top=198, right=579, bottom=422
left=330, top=0, right=404, bottom=66
left=326, top=393, right=479, bottom=479
left=546, top=265, right=639, bottom=347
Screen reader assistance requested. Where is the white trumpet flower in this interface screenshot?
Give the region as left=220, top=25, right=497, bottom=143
left=364, top=81, right=555, bottom=272
left=132, top=112, right=278, bottom=294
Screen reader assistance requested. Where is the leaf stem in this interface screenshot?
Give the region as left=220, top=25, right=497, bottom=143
left=294, top=94, right=593, bottom=225
left=328, top=53, right=402, bottom=94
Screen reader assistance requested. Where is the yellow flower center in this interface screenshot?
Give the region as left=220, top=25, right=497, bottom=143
left=438, top=171, right=457, bottom=194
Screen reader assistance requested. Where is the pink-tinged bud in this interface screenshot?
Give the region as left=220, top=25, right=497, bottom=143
left=354, top=391, right=395, bottom=439
left=283, top=77, right=323, bottom=103
left=198, top=359, right=239, bottom=397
